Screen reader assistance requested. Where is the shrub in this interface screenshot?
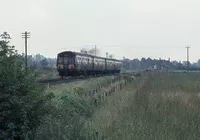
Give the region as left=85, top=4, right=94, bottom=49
left=0, top=40, right=54, bottom=139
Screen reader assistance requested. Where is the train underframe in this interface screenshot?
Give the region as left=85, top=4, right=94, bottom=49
left=58, top=69, right=120, bottom=77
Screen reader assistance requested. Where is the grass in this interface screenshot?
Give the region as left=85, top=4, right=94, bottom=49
left=34, top=71, right=200, bottom=140
left=35, top=68, right=59, bottom=80
left=34, top=74, right=136, bottom=140
left=86, top=72, right=200, bottom=140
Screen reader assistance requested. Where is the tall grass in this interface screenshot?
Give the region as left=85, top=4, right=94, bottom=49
left=87, top=72, right=200, bottom=140
left=34, top=74, right=136, bottom=140
left=36, top=68, right=59, bottom=80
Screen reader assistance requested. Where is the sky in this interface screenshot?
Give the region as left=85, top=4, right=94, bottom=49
left=0, top=0, right=200, bottom=62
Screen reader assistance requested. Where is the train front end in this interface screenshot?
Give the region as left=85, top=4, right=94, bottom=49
left=57, top=51, right=76, bottom=77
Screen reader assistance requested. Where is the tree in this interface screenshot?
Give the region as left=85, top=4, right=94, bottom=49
left=80, top=48, right=88, bottom=54
left=88, top=48, right=100, bottom=56
left=40, top=58, right=49, bottom=67
left=0, top=32, right=11, bottom=41
left=80, top=48, right=101, bottom=56
left=0, top=37, right=54, bottom=139
left=109, top=54, right=114, bottom=59
left=132, top=59, right=140, bottom=69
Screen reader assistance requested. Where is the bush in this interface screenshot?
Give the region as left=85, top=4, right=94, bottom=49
left=0, top=40, right=54, bottom=139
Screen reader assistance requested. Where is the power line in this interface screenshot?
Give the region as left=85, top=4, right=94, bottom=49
left=22, top=31, right=30, bottom=69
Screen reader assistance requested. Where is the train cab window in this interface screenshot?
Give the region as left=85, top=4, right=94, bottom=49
left=58, top=56, right=63, bottom=63
left=68, top=56, right=74, bottom=64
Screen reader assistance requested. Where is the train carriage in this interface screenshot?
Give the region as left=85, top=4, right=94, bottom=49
left=57, top=51, right=121, bottom=77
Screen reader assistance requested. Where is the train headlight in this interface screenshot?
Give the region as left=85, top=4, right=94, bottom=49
left=57, top=64, right=64, bottom=69
left=68, top=64, right=74, bottom=69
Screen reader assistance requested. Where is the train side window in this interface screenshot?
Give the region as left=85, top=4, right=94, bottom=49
left=77, top=57, right=81, bottom=63
left=82, top=58, right=84, bottom=64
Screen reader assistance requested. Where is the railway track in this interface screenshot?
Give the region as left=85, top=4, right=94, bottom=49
left=39, top=76, right=89, bottom=85
left=39, top=72, right=136, bottom=86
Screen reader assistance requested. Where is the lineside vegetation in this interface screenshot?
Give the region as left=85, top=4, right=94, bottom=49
left=87, top=72, right=200, bottom=140
left=0, top=39, right=54, bottom=139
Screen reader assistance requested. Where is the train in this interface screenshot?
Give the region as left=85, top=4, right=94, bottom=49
left=57, top=51, right=121, bottom=77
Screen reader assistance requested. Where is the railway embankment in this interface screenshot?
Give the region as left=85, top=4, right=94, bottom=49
left=34, top=72, right=141, bottom=139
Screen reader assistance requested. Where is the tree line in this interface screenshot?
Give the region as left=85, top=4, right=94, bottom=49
left=122, top=57, right=200, bottom=71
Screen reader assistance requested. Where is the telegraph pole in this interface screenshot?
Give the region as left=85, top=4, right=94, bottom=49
left=185, top=45, right=190, bottom=72
left=106, top=52, right=108, bottom=58
left=22, top=31, right=30, bottom=69
left=95, top=45, right=96, bottom=56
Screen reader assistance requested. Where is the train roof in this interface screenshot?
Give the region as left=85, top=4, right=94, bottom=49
left=58, top=51, right=121, bottom=62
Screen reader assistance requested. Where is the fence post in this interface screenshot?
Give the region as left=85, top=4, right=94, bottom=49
left=95, top=132, right=99, bottom=140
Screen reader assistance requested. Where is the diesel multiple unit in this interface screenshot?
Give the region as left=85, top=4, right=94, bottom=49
left=57, top=51, right=121, bottom=77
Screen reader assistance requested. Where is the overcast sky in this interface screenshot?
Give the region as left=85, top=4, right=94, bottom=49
left=1, top=0, right=200, bottom=62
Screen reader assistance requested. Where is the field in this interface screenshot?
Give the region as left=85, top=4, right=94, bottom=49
left=35, top=71, right=200, bottom=140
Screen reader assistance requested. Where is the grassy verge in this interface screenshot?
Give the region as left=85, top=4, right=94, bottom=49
left=35, top=68, right=59, bottom=80
left=86, top=72, right=200, bottom=140
left=34, top=73, right=138, bottom=140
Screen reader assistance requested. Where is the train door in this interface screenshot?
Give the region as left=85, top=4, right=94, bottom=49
left=105, top=59, right=108, bottom=70
left=57, top=56, right=64, bottom=70
left=92, top=57, right=94, bottom=70
left=75, top=55, right=81, bottom=70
